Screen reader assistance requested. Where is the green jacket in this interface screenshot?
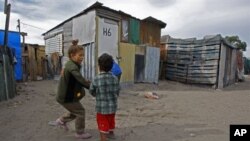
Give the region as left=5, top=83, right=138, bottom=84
left=56, top=60, right=90, bottom=104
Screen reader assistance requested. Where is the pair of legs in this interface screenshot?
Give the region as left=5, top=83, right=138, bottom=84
left=58, top=102, right=91, bottom=139
left=100, top=131, right=114, bottom=141
left=97, top=113, right=116, bottom=141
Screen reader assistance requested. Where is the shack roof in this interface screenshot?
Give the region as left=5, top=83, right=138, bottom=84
left=42, top=2, right=166, bottom=35
left=142, top=16, right=166, bottom=28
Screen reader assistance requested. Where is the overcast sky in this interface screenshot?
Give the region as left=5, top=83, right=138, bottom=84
left=0, top=0, right=250, bottom=56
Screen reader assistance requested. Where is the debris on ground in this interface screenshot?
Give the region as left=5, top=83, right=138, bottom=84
left=144, top=92, right=159, bottom=99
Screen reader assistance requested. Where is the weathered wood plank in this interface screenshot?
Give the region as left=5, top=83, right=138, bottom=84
left=167, top=59, right=191, bottom=64
left=188, top=69, right=217, bottom=74
left=166, top=75, right=187, bottom=82
left=167, top=69, right=187, bottom=74
left=186, top=77, right=217, bottom=84
left=192, top=52, right=219, bottom=58
left=167, top=66, right=187, bottom=70
left=193, top=50, right=220, bottom=55
left=167, top=54, right=191, bottom=59
left=167, top=54, right=219, bottom=60
left=187, top=73, right=217, bottom=78
left=191, top=60, right=219, bottom=65
left=167, top=45, right=220, bottom=51
left=166, top=71, right=187, bottom=77
left=167, top=59, right=219, bottom=65
left=167, top=49, right=220, bottom=56
left=188, top=65, right=218, bottom=70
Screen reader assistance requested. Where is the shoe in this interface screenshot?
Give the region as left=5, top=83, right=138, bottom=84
left=55, top=118, right=69, bottom=131
left=75, top=132, right=92, bottom=139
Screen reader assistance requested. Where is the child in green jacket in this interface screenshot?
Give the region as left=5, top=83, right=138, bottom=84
left=55, top=40, right=92, bottom=139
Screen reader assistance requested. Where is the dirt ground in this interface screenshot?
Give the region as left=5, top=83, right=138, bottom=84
left=0, top=76, right=250, bottom=141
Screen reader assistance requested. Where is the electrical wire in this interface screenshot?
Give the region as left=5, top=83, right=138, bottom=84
left=20, top=21, right=47, bottom=31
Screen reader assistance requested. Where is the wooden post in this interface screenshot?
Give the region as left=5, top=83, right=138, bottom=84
left=4, top=0, right=8, bottom=14
left=2, top=4, right=11, bottom=100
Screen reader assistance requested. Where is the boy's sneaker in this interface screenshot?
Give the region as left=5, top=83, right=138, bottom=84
left=75, top=132, right=92, bottom=139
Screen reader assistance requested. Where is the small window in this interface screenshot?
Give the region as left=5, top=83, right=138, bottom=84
left=121, top=19, right=129, bottom=42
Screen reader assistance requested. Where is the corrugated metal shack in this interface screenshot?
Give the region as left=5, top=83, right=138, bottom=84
left=161, top=34, right=237, bottom=89
left=42, top=2, right=166, bottom=85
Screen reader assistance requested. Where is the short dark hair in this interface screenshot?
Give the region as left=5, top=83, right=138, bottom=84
left=98, top=53, right=113, bottom=72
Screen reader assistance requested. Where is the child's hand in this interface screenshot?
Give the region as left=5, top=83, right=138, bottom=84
left=60, top=69, right=64, bottom=77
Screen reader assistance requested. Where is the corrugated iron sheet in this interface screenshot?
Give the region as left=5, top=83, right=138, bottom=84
left=129, top=18, right=140, bottom=45
left=63, top=20, right=73, bottom=56
left=44, top=26, right=63, bottom=40
left=164, top=35, right=237, bottom=88
left=45, top=34, right=63, bottom=56
left=140, top=22, right=161, bottom=47
left=119, top=43, right=135, bottom=83
left=96, top=8, right=121, bottom=21
left=144, top=46, right=160, bottom=83
left=72, top=10, right=96, bottom=45
left=223, top=44, right=237, bottom=86
left=135, top=45, right=145, bottom=55
left=82, top=42, right=96, bottom=81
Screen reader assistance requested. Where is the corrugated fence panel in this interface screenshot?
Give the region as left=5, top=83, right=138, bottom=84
left=164, top=35, right=238, bottom=87
left=166, top=43, right=220, bottom=84
left=82, top=42, right=96, bottom=81
left=119, top=43, right=135, bottom=84
left=144, top=46, right=160, bottom=83
left=218, top=43, right=226, bottom=88
left=224, top=45, right=236, bottom=86
left=129, top=18, right=140, bottom=45
left=231, top=49, right=237, bottom=81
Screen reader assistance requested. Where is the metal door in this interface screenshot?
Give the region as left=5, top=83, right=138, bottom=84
left=98, top=18, right=118, bottom=59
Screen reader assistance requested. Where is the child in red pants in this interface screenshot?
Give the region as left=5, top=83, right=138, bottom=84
left=89, top=53, right=120, bottom=141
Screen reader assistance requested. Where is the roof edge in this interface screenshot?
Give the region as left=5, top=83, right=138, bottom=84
left=43, top=2, right=167, bottom=36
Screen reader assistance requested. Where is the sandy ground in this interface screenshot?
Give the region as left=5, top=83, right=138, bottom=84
left=0, top=76, right=250, bottom=141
